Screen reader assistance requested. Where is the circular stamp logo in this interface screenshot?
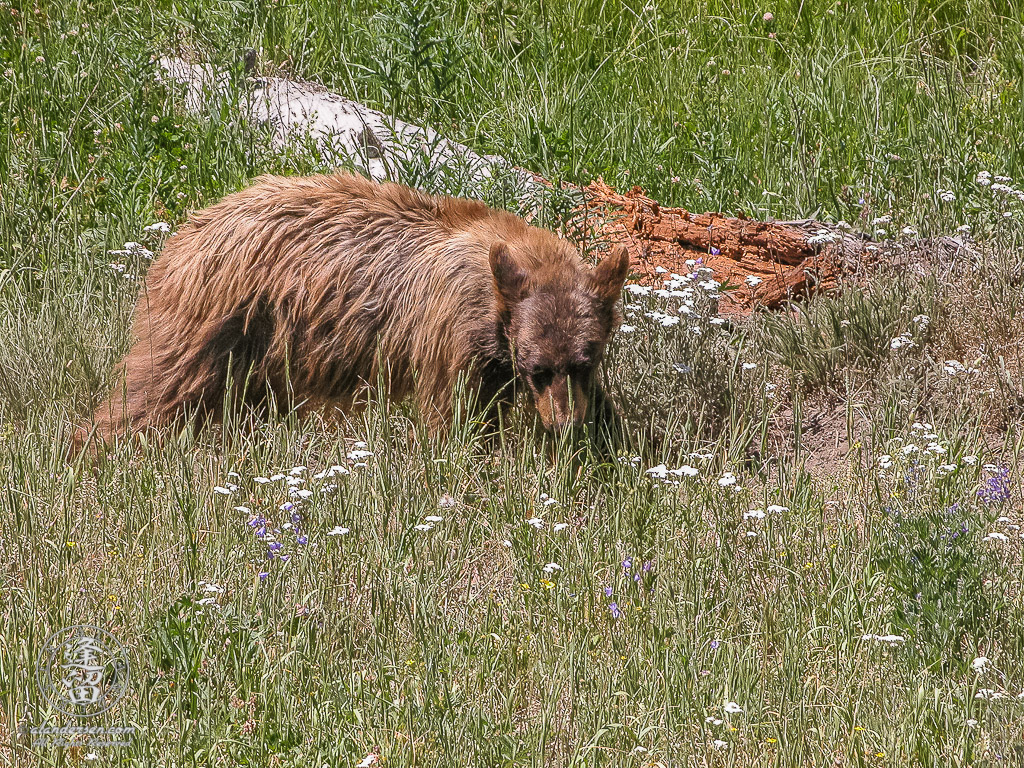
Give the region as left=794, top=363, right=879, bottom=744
left=36, top=625, right=130, bottom=718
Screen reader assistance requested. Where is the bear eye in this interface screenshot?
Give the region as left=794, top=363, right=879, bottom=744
left=530, top=367, right=553, bottom=390
left=567, top=363, right=590, bottom=381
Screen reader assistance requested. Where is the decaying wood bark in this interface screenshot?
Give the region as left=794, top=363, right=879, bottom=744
left=158, top=56, right=973, bottom=316
left=575, top=180, right=857, bottom=314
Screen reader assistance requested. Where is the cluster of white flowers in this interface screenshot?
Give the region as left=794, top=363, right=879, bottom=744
left=717, top=471, right=738, bottom=488
left=521, top=493, right=571, bottom=532
left=108, top=240, right=155, bottom=259
left=346, top=442, right=372, bottom=468
left=107, top=239, right=158, bottom=280
left=646, top=463, right=700, bottom=481
left=983, top=514, right=1023, bottom=543
left=889, top=315, right=932, bottom=352
left=977, top=171, right=1024, bottom=215
left=742, top=504, right=787, bottom=537
left=622, top=262, right=725, bottom=335
left=861, top=633, right=906, bottom=644
left=197, top=581, right=225, bottom=608
left=942, top=359, right=981, bottom=377
left=704, top=701, right=744, bottom=751
left=889, top=332, right=915, bottom=351
left=212, top=444, right=374, bottom=547
left=973, top=688, right=1024, bottom=700
left=989, top=181, right=1024, bottom=203
left=806, top=228, right=840, bottom=246
left=937, top=189, right=956, bottom=203
left=645, top=453, right=747, bottom=493
left=876, top=423, right=963, bottom=485
left=414, top=514, right=445, bottom=532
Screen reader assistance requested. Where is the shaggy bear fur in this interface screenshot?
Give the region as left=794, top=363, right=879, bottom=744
left=83, top=172, right=629, bottom=447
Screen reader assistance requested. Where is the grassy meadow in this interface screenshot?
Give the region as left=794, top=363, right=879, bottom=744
left=2, top=0, right=1024, bottom=765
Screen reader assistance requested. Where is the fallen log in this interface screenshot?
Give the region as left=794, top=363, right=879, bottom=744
left=575, top=180, right=858, bottom=314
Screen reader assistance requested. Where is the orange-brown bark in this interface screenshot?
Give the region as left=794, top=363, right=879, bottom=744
left=578, top=179, right=849, bottom=315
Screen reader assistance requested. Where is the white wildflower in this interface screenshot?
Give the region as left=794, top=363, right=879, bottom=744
left=646, top=464, right=670, bottom=479
left=807, top=229, right=839, bottom=246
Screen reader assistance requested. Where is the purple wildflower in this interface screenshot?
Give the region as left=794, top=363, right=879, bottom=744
left=609, top=602, right=622, bottom=619
left=710, top=246, right=721, bottom=256
left=604, top=586, right=614, bottom=597
left=978, top=467, right=1011, bottom=505
left=296, top=535, right=308, bottom=546
left=622, top=557, right=633, bottom=571
left=710, top=639, right=720, bottom=650
left=258, top=571, right=269, bottom=581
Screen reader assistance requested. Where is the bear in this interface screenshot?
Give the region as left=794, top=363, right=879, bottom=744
left=81, top=172, right=630, bottom=449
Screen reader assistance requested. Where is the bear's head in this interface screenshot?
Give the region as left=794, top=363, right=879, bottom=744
left=489, top=241, right=630, bottom=433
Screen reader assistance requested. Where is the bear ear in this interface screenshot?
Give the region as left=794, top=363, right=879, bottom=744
left=489, top=241, right=529, bottom=310
left=589, top=245, right=630, bottom=305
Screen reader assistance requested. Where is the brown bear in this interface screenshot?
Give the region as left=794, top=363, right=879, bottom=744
left=83, top=172, right=629, bottom=448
